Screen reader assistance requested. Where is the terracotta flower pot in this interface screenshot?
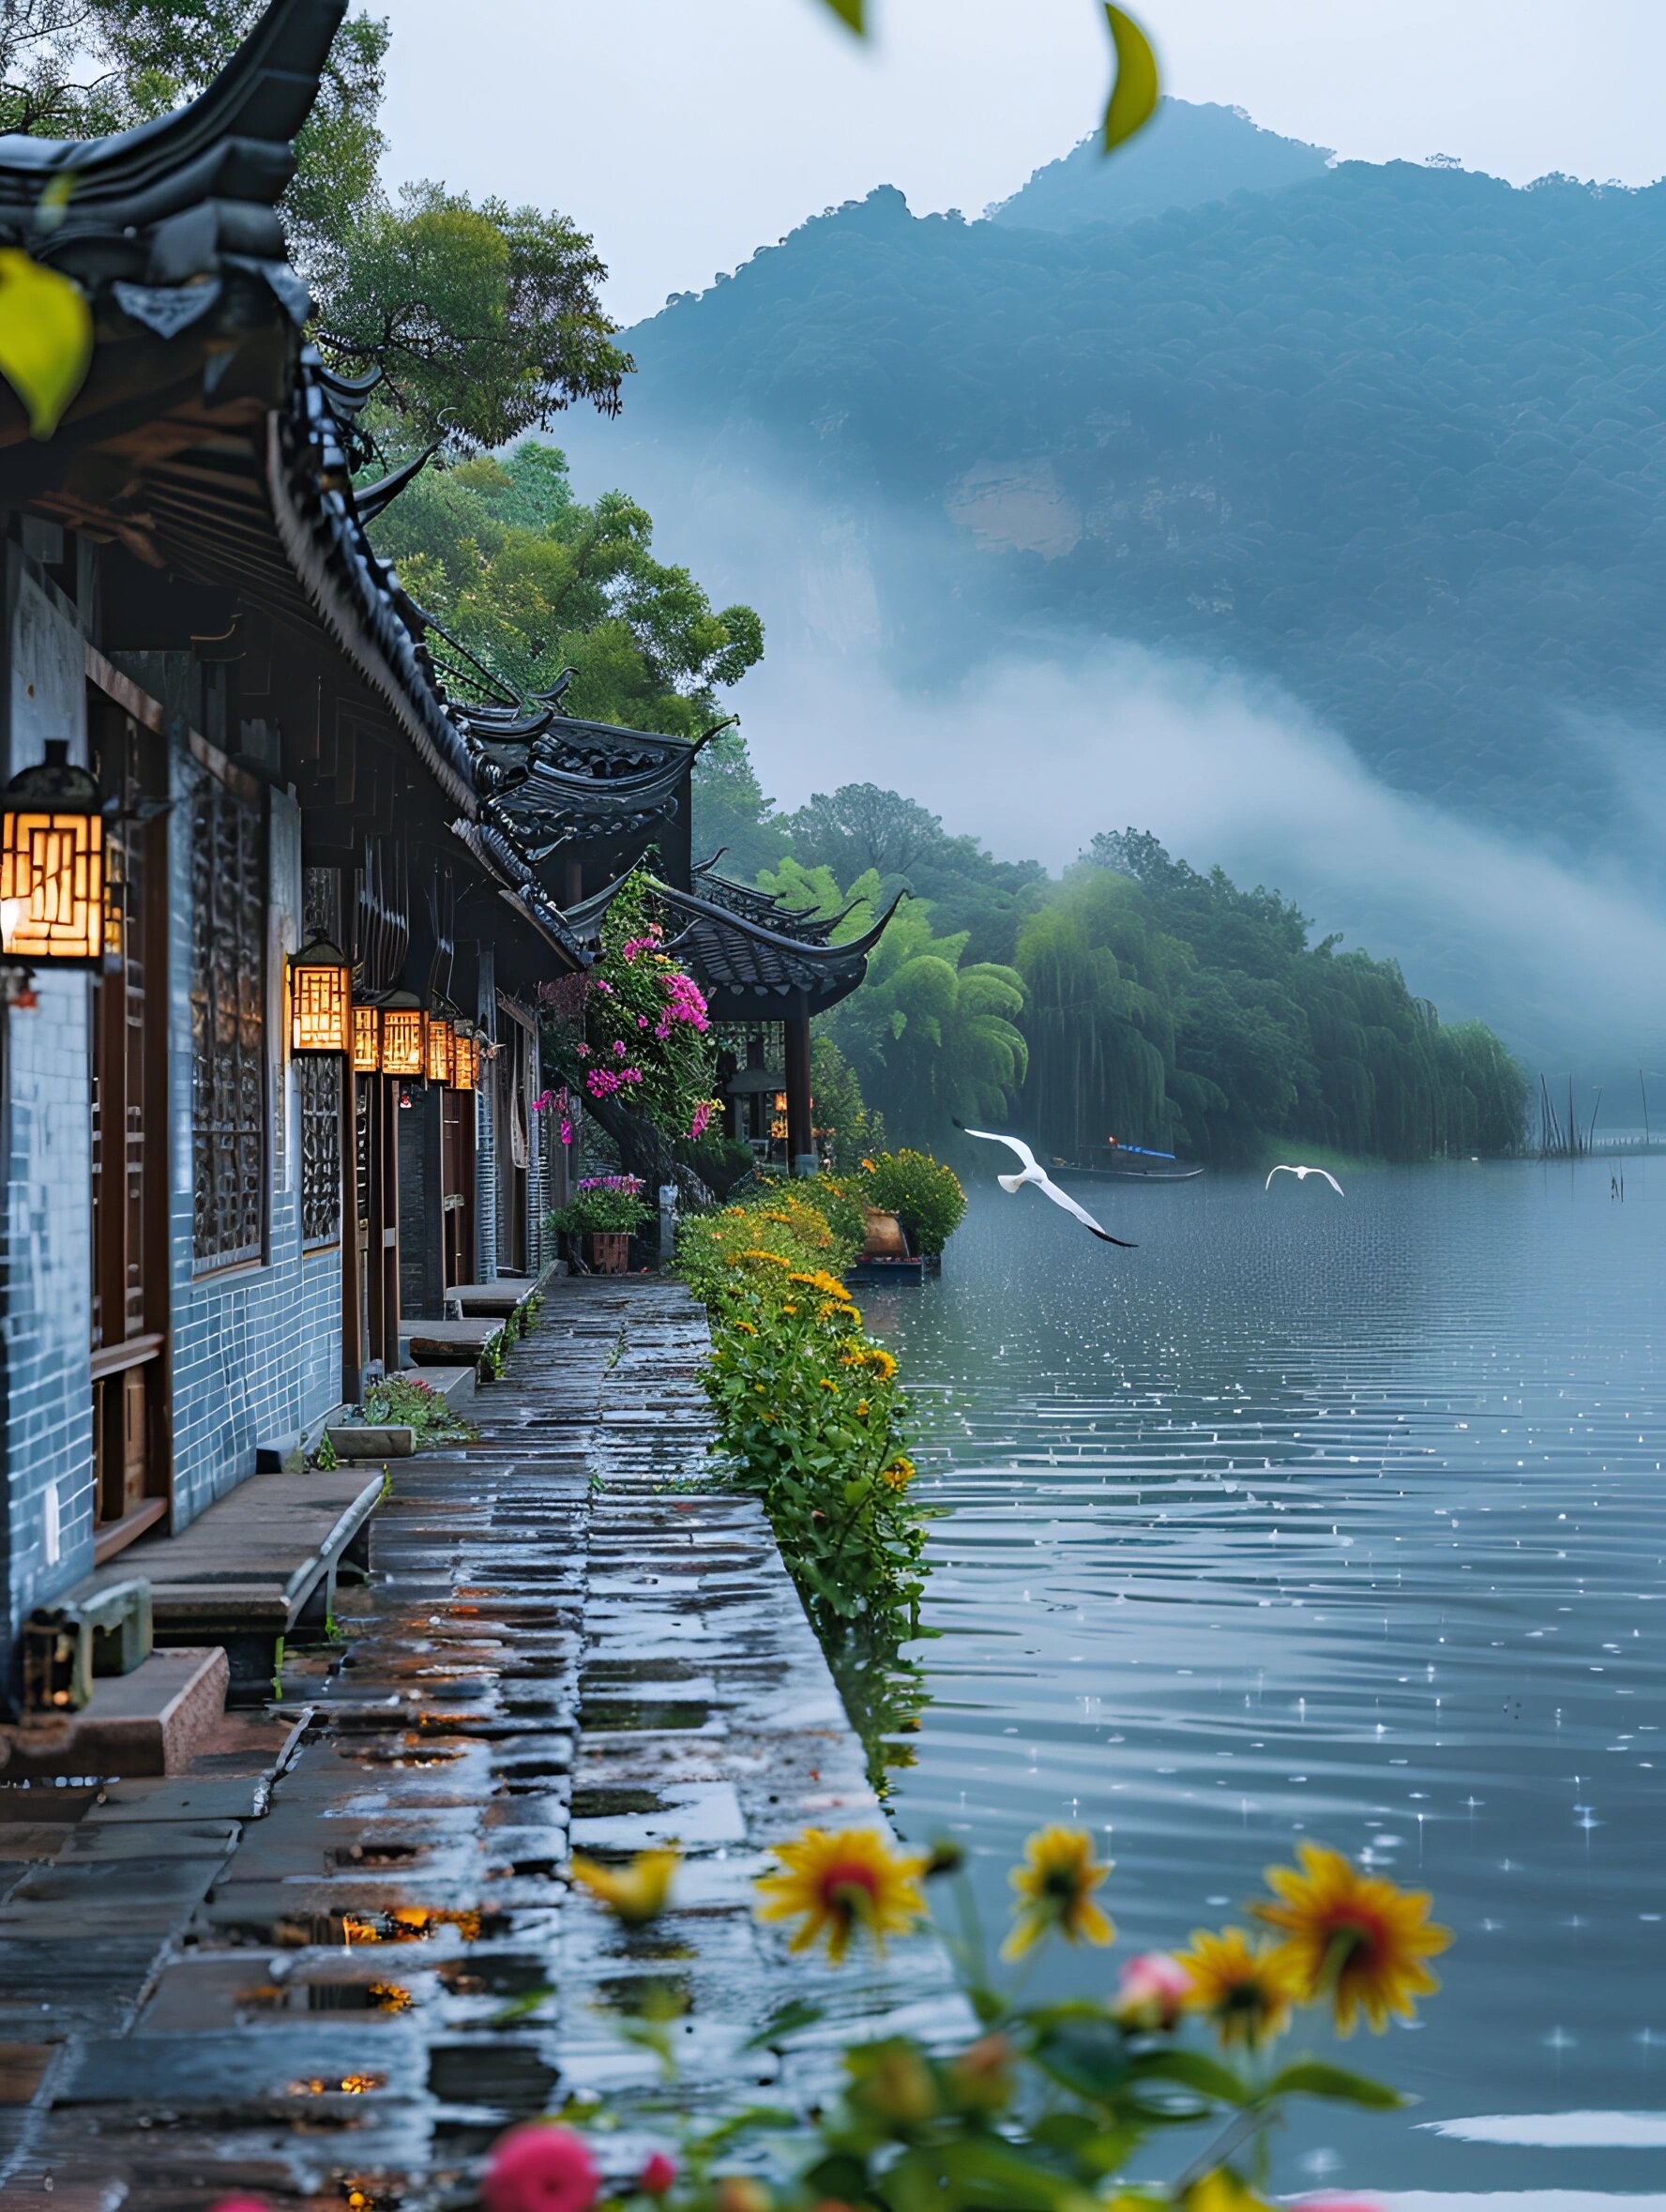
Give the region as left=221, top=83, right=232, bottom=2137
left=589, top=1231, right=630, bottom=1275
left=860, top=1205, right=910, bottom=1260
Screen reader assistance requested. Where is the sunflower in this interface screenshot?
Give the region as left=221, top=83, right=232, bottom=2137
left=569, top=1847, right=680, bottom=1927
left=1176, top=1925, right=1304, bottom=2048
left=882, top=1456, right=916, bottom=1492
left=1003, top=1826, right=1114, bottom=1960
left=754, top=1824, right=930, bottom=1963
left=1252, top=1841, right=1451, bottom=2035
left=858, top=1346, right=898, bottom=1381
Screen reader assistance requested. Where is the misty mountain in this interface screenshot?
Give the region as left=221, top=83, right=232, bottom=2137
left=566, top=153, right=1666, bottom=878
left=986, top=97, right=1333, bottom=233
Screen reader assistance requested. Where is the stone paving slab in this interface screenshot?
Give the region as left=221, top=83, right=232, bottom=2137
left=5, top=1278, right=969, bottom=2208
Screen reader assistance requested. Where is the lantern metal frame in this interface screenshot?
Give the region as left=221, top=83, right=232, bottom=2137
left=379, top=992, right=426, bottom=1080
left=288, top=935, right=353, bottom=1055
left=450, top=1024, right=479, bottom=1092
left=0, top=739, right=107, bottom=969
left=425, top=1012, right=455, bottom=1087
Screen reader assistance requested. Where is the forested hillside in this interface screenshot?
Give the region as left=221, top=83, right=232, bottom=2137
left=987, top=98, right=1333, bottom=232
left=576, top=155, right=1666, bottom=864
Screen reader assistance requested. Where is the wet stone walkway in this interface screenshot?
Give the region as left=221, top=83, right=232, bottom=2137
left=0, top=1280, right=963, bottom=2211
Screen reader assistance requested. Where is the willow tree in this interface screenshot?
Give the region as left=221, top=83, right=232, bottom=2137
left=761, top=860, right=1028, bottom=1142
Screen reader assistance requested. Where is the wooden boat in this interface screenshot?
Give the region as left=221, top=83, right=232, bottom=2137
left=1064, top=1160, right=1204, bottom=1181
left=1064, top=1141, right=1204, bottom=1182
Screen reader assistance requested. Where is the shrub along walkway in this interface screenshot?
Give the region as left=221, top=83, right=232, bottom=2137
left=1, top=1279, right=964, bottom=2210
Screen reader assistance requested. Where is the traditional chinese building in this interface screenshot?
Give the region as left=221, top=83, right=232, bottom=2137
left=0, top=0, right=891, bottom=1710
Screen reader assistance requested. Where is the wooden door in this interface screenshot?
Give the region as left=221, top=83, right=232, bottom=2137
left=357, top=1073, right=401, bottom=1378
left=441, top=1085, right=475, bottom=1291
left=88, top=698, right=169, bottom=1560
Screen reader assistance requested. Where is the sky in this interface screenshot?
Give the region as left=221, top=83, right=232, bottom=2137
left=380, top=0, right=1666, bottom=325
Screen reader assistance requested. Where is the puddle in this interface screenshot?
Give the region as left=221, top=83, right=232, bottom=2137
left=435, top=1950, right=550, bottom=1998
left=331, top=1841, right=427, bottom=1870
left=578, top=1700, right=711, bottom=1733
left=428, top=2040, right=556, bottom=2114
left=286, top=2070, right=388, bottom=2097
left=570, top=1787, right=661, bottom=1819
left=595, top=1970, right=693, bottom=2015
left=237, top=1980, right=416, bottom=2017
left=213, top=1906, right=507, bottom=1948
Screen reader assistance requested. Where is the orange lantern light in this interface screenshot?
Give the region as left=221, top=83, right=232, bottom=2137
left=380, top=996, right=425, bottom=1079
left=352, top=1004, right=382, bottom=1074
left=290, top=937, right=352, bottom=1054
left=451, top=1028, right=478, bottom=1091
left=425, top=1016, right=454, bottom=1086
left=0, top=741, right=105, bottom=966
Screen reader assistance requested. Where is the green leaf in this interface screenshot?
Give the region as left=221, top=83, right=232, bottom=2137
left=1264, top=2059, right=1405, bottom=2110
left=811, top=0, right=865, bottom=29
left=739, top=1996, right=824, bottom=2051
left=1033, top=2016, right=1131, bottom=2101
left=1129, top=2047, right=1250, bottom=2106
left=1101, top=5, right=1160, bottom=155
left=0, top=249, right=92, bottom=438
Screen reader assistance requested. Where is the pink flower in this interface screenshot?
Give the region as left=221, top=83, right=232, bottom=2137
left=639, top=2152, right=677, bottom=2197
left=532, top=1089, right=558, bottom=1114
left=638, top=1013, right=649, bottom=1028
left=576, top=1044, right=590, bottom=1059
left=482, top=2124, right=600, bottom=2212
left=613, top=1040, right=627, bottom=1058
left=594, top=979, right=613, bottom=995
left=689, top=1101, right=714, bottom=1141
left=1113, top=1950, right=1189, bottom=2031
left=558, top=1119, right=573, bottom=1146
left=208, top=2202, right=269, bottom=2212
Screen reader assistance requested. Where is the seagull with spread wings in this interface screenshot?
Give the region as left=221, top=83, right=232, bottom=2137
left=956, top=1124, right=1138, bottom=1246
left=1265, top=1163, right=1345, bottom=1196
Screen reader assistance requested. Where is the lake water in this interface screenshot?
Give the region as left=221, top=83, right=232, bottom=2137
left=858, top=1159, right=1666, bottom=2204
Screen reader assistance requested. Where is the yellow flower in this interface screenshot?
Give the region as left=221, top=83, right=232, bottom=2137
left=742, top=1249, right=792, bottom=1268
left=861, top=1346, right=898, bottom=1381
left=569, top=1847, right=680, bottom=1927
left=732, top=1319, right=757, bottom=1337
left=861, top=1158, right=875, bottom=1172
left=1252, top=1841, right=1451, bottom=2035
left=1176, top=1925, right=1304, bottom=2049
left=1185, top=2172, right=1278, bottom=2212
left=755, top=1824, right=930, bottom=1964
left=882, top=1456, right=915, bottom=1492
left=1003, top=1826, right=1114, bottom=1960
left=781, top=1302, right=798, bottom=1314
left=856, top=1400, right=871, bottom=1418
left=818, top=1376, right=837, bottom=1392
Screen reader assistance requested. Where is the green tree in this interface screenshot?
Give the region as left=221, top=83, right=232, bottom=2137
left=369, top=442, right=766, bottom=821
left=10, top=2, right=629, bottom=452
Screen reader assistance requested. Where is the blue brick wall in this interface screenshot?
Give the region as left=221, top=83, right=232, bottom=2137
left=0, top=553, right=97, bottom=1655
left=166, top=771, right=342, bottom=1523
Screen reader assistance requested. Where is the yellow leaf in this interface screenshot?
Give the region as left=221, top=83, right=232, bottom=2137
left=37, top=170, right=76, bottom=231
left=812, top=0, right=865, bottom=29
left=1101, top=4, right=1160, bottom=155
left=0, top=250, right=92, bottom=439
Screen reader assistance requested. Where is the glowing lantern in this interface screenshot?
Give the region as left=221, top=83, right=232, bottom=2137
left=380, top=995, right=425, bottom=1079
left=352, top=1004, right=382, bottom=1074
left=425, top=1016, right=454, bottom=1086
left=0, top=740, right=105, bottom=965
left=289, top=937, right=352, bottom=1054
left=451, top=1027, right=478, bottom=1091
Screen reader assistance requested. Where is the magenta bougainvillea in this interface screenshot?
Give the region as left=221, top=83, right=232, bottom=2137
left=538, top=873, right=719, bottom=1147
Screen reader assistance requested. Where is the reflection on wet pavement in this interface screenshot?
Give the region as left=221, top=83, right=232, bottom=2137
left=0, top=1281, right=964, bottom=2207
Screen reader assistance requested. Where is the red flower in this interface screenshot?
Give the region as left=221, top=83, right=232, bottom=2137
left=207, top=2202, right=269, bottom=2212
left=482, top=2125, right=600, bottom=2212
left=640, top=2150, right=677, bottom=2196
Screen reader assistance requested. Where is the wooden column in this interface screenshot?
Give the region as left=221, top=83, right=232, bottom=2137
left=341, top=1065, right=364, bottom=1404
left=784, top=997, right=815, bottom=1176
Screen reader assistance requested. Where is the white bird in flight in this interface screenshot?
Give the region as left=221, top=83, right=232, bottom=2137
left=1265, top=1163, right=1345, bottom=1196
left=957, top=1124, right=1137, bottom=1245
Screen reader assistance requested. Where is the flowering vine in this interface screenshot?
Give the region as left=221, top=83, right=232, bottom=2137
left=538, top=872, right=720, bottom=1147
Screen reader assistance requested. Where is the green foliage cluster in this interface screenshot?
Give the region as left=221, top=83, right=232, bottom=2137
left=676, top=1189, right=925, bottom=1637
left=761, top=857, right=1029, bottom=1144
left=810, top=1033, right=887, bottom=1171
left=600, top=156, right=1666, bottom=852
left=1018, top=831, right=1529, bottom=1162
left=856, top=1149, right=968, bottom=1255
left=370, top=443, right=763, bottom=741
left=362, top=1374, right=477, bottom=1445
left=546, top=1179, right=653, bottom=1237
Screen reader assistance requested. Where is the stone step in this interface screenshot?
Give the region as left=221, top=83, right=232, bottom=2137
left=0, top=1647, right=228, bottom=1780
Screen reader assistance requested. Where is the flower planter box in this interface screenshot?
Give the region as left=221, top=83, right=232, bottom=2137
left=589, top=1231, right=630, bottom=1276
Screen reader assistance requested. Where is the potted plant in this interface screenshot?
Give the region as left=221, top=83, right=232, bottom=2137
left=545, top=1176, right=651, bottom=1274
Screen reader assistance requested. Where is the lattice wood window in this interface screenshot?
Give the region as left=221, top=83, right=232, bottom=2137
left=297, top=1054, right=342, bottom=1247
left=190, top=773, right=267, bottom=1271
